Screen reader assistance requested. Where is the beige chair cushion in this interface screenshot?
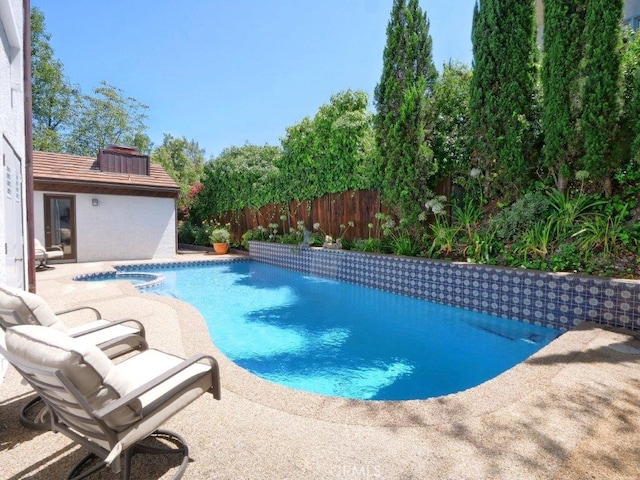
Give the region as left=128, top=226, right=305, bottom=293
left=5, top=325, right=141, bottom=429
left=0, top=285, right=65, bottom=330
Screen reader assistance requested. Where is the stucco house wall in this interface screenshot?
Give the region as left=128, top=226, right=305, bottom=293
left=0, top=0, right=26, bottom=383
left=0, top=0, right=27, bottom=289
left=626, top=0, right=640, bottom=20
left=33, top=191, right=177, bottom=262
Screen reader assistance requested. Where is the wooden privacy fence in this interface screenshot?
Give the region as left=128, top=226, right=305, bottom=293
left=216, top=190, right=384, bottom=241
left=215, top=180, right=451, bottom=242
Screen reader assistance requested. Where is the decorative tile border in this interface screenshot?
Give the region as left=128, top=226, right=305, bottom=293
left=73, top=271, right=166, bottom=290
left=248, top=241, right=640, bottom=332
left=114, top=257, right=248, bottom=272
left=74, top=258, right=249, bottom=290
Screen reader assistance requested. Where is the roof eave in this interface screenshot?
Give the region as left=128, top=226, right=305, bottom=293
left=33, top=178, right=180, bottom=199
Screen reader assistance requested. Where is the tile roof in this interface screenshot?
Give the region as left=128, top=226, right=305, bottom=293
left=33, top=150, right=180, bottom=197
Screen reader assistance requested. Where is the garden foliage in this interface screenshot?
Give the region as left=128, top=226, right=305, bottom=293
left=151, top=133, right=205, bottom=213
left=32, top=4, right=640, bottom=278
left=277, top=90, right=377, bottom=200
left=189, top=144, right=283, bottom=225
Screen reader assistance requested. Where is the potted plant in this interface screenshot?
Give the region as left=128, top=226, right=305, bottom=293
left=209, top=228, right=231, bottom=254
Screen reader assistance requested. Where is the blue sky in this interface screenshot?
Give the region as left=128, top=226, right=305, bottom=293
left=31, top=0, right=476, bottom=159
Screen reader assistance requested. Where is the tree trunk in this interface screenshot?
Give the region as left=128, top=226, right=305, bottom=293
left=603, top=175, right=613, bottom=197
left=556, top=173, right=568, bottom=193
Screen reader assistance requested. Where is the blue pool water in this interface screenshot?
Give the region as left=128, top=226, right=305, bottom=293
left=137, top=261, right=559, bottom=400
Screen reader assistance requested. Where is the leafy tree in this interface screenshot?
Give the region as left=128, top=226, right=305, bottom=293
left=580, top=0, right=624, bottom=196
left=374, top=0, right=438, bottom=222
left=190, top=144, right=283, bottom=223
left=278, top=90, right=376, bottom=200
left=541, top=0, right=586, bottom=192
left=151, top=133, right=206, bottom=210
left=65, top=81, right=150, bottom=157
left=470, top=0, right=539, bottom=198
left=31, top=7, right=79, bottom=152
left=429, top=62, right=473, bottom=188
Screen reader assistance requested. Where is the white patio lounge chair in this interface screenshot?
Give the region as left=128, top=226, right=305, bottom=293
left=34, top=238, right=64, bottom=269
left=0, top=285, right=146, bottom=358
left=0, top=285, right=147, bottom=429
left=1, top=324, right=221, bottom=480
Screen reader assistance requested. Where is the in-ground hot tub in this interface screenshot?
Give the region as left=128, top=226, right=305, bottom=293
left=73, top=271, right=165, bottom=290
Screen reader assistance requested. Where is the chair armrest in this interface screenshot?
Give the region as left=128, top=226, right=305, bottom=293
left=56, top=305, right=102, bottom=320
left=94, top=333, right=148, bottom=355
left=93, top=353, right=221, bottom=420
left=47, top=245, right=64, bottom=253
left=66, top=318, right=146, bottom=339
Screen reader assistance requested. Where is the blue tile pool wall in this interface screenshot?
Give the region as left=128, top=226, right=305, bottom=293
left=248, top=241, right=640, bottom=332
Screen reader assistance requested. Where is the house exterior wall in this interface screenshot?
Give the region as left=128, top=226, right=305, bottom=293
left=0, top=0, right=26, bottom=289
left=624, top=0, right=640, bottom=28
left=34, top=191, right=177, bottom=262
left=537, top=1, right=640, bottom=34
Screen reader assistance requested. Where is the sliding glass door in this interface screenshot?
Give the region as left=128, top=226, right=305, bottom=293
left=44, top=194, right=76, bottom=261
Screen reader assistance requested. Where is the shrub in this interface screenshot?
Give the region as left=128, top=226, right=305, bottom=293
left=177, top=221, right=210, bottom=246
left=177, top=222, right=196, bottom=245
left=491, top=191, right=551, bottom=242
left=351, top=238, right=383, bottom=253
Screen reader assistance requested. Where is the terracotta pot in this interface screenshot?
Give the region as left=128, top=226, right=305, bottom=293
left=213, top=242, right=229, bottom=254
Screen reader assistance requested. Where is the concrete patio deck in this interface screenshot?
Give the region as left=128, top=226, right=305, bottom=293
left=1, top=255, right=640, bottom=479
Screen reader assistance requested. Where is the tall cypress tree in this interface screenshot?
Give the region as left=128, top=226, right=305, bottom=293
left=541, top=0, right=586, bottom=192
left=469, top=1, right=495, bottom=192
left=626, top=31, right=640, bottom=163
left=374, top=0, right=438, bottom=223
left=470, top=0, right=538, bottom=197
left=613, top=28, right=640, bottom=173
left=580, top=0, right=624, bottom=196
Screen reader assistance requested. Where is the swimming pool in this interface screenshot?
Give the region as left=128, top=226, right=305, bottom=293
left=111, top=261, right=561, bottom=401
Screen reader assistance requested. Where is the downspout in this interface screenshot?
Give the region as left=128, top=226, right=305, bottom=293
left=23, top=0, right=35, bottom=292
left=175, top=196, right=178, bottom=254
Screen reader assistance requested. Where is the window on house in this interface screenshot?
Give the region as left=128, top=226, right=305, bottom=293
left=634, top=16, right=640, bottom=31
left=15, top=166, right=20, bottom=202
left=5, top=164, right=11, bottom=199
left=0, top=5, right=22, bottom=96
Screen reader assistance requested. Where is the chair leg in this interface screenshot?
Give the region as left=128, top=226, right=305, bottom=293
left=123, top=429, right=190, bottom=480
left=19, top=395, right=51, bottom=430
left=66, top=453, right=108, bottom=480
